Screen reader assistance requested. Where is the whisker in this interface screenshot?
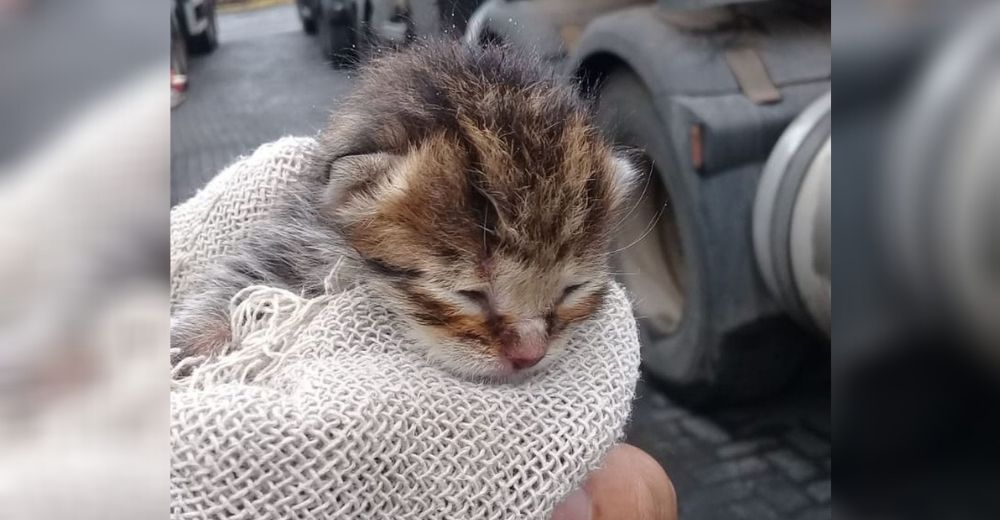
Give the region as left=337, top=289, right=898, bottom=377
left=482, top=205, right=489, bottom=251
left=609, top=200, right=669, bottom=256
left=614, top=159, right=656, bottom=232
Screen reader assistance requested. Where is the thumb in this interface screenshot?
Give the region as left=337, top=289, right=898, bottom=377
left=551, top=487, right=592, bottom=520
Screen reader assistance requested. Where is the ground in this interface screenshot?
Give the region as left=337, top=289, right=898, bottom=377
left=171, top=3, right=354, bottom=205
left=170, top=5, right=832, bottom=519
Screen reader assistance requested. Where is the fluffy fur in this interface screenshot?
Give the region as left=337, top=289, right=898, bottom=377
left=171, top=41, right=636, bottom=380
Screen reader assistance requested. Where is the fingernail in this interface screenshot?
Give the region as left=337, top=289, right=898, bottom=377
left=550, top=488, right=592, bottom=520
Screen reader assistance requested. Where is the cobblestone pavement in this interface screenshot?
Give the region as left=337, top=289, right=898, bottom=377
left=171, top=3, right=354, bottom=205
left=627, top=351, right=832, bottom=520
left=170, top=5, right=832, bottom=518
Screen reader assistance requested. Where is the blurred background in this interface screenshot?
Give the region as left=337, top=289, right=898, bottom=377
left=4, top=0, right=1000, bottom=518
left=1, top=1, right=168, bottom=519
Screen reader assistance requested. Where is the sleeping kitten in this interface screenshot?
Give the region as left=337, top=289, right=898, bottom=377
left=171, top=41, right=637, bottom=380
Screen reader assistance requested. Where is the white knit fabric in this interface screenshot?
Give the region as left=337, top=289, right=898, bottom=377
left=170, top=137, right=642, bottom=519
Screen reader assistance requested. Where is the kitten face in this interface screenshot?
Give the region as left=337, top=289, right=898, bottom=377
left=398, top=256, right=608, bottom=380
left=318, top=42, right=635, bottom=379
left=328, top=129, right=634, bottom=380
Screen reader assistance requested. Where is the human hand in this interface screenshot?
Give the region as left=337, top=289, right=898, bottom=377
left=551, top=443, right=677, bottom=520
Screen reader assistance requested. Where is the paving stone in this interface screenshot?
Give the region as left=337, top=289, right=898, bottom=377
left=766, top=449, right=819, bottom=482
left=702, top=479, right=756, bottom=503
left=693, top=456, right=769, bottom=485
left=643, top=388, right=671, bottom=408
left=681, top=416, right=732, bottom=444
left=679, top=479, right=757, bottom=517
left=660, top=420, right=682, bottom=437
left=785, top=429, right=832, bottom=458
left=796, top=507, right=833, bottom=520
left=661, top=436, right=699, bottom=458
left=729, top=499, right=782, bottom=520
left=758, top=476, right=812, bottom=512
left=806, top=479, right=832, bottom=503
left=717, top=438, right=779, bottom=459
left=649, top=406, right=689, bottom=423
left=681, top=504, right=734, bottom=520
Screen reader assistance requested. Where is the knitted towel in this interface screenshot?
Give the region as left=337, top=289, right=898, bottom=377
left=170, top=137, right=642, bottom=519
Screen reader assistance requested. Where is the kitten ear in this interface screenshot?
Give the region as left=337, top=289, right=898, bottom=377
left=609, top=154, right=641, bottom=211
left=321, top=152, right=404, bottom=217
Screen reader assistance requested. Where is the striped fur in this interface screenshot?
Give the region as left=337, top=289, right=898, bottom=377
left=172, top=41, right=636, bottom=380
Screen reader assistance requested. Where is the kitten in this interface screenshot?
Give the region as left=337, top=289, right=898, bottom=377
left=171, top=41, right=637, bottom=380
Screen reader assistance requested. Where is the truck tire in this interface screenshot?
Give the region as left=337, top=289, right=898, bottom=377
left=354, top=0, right=377, bottom=59
left=302, top=16, right=318, bottom=34
left=188, top=7, right=219, bottom=55
left=594, top=67, right=806, bottom=406
left=318, top=8, right=355, bottom=68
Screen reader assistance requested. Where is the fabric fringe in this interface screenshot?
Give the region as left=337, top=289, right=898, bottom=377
left=173, top=286, right=334, bottom=390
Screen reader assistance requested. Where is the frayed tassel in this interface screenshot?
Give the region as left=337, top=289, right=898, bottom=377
left=175, top=285, right=334, bottom=390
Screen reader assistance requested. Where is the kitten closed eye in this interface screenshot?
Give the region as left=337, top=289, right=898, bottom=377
left=456, top=289, right=490, bottom=306
left=557, top=284, right=585, bottom=304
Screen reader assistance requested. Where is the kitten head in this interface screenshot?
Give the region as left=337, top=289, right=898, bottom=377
left=319, top=42, right=637, bottom=379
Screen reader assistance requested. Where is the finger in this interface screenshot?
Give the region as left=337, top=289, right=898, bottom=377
left=585, top=444, right=677, bottom=520
left=550, top=487, right=592, bottom=520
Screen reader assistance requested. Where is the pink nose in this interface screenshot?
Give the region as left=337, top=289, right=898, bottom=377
left=503, top=340, right=547, bottom=370
left=508, top=352, right=544, bottom=370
